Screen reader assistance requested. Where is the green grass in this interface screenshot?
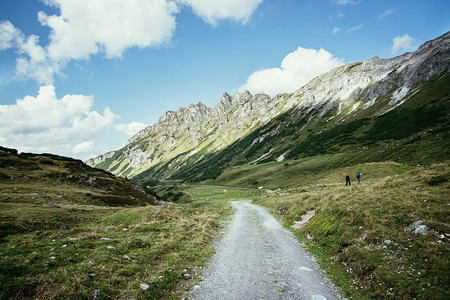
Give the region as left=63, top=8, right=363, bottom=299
left=0, top=196, right=235, bottom=299
left=0, top=148, right=241, bottom=299
left=252, top=161, right=450, bottom=299
left=0, top=177, right=259, bottom=299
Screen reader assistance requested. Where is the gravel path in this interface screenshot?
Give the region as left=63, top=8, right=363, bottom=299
left=187, top=200, right=343, bottom=300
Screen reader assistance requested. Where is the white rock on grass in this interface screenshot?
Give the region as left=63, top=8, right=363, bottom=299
left=404, top=220, right=432, bottom=235
left=140, top=283, right=150, bottom=290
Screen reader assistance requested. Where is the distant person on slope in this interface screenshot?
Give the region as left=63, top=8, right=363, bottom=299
left=356, top=172, right=362, bottom=184
left=346, top=174, right=351, bottom=186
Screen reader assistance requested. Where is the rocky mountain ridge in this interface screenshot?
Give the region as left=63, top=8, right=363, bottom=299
left=87, top=31, right=449, bottom=181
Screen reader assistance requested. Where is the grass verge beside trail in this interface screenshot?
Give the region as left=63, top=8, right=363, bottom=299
left=253, top=161, right=449, bottom=299
left=0, top=186, right=249, bottom=299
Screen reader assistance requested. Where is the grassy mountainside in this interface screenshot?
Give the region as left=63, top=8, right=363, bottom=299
left=134, top=72, right=449, bottom=185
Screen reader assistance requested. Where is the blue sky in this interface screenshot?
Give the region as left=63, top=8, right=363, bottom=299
left=0, top=0, right=449, bottom=160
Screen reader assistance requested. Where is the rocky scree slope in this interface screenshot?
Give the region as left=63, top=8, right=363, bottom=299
left=87, top=32, right=450, bottom=183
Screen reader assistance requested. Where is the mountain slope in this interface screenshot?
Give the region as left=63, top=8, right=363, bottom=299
left=88, top=32, right=450, bottom=183
left=0, top=146, right=158, bottom=209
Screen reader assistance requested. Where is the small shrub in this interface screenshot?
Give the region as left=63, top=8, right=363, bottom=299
left=427, top=175, right=448, bottom=186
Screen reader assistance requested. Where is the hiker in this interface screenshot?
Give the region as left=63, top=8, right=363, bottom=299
left=356, top=172, right=362, bottom=184
left=345, top=174, right=351, bottom=186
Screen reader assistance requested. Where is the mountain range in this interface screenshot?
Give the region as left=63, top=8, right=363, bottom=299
left=87, top=32, right=450, bottom=185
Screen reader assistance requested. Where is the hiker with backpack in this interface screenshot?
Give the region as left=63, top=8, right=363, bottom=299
left=356, top=172, right=362, bottom=184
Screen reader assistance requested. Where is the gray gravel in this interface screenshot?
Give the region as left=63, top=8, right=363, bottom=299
left=187, top=200, right=343, bottom=300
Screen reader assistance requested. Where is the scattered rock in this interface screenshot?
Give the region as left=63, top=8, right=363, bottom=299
left=404, top=220, right=432, bottom=235
left=140, top=283, right=150, bottom=290
left=415, top=185, right=422, bottom=191
left=123, top=255, right=131, bottom=260
left=100, top=238, right=111, bottom=240
left=49, top=256, right=56, bottom=260
left=311, top=184, right=327, bottom=188
left=292, top=210, right=316, bottom=229
left=183, top=273, right=191, bottom=279
left=88, top=273, right=96, bottom=278
left=91, top=289, right=100, bottom=300
left=107, top=246, right=115, bottom=249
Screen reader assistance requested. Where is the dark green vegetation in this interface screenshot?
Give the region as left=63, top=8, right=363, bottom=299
left=0, top=147, right=243, bottom=299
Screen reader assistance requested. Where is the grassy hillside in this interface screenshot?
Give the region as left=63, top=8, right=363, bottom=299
left=0, top=148, right=252, bottom=299
left=246, top=160, right=449, bottom=299
left=0, top=147, right=158, bottom=209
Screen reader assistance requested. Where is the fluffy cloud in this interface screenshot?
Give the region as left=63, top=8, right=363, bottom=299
left=0, top=21, right=23, bottom=50
left=1, top=0, right=264, bottom=85
left=0, top=85, right=116, bottom=155
left=239, top=47, right=344, bottom=97
left=39, top=0, right=179, bottom=61
left=177, top=0, right=264, bottom=25
left=391, top=34, right=417, bottom=54
left=115, top=122, right=149, bottom=136
left=73, top=141, right=95, bottom=154
left=0, top=21, right=58, bottom=84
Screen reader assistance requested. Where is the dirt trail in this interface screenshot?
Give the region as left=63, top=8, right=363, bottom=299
left=187, top=200, right=343, bottom=300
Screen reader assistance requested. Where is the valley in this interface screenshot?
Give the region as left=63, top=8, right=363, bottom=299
left=1, top=32, right=449, bottom=299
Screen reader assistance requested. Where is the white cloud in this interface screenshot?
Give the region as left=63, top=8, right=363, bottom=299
left=0, top=21, right=58, bottom=84
left=0, top=0, right=179, bottom=85
left=0, top=85, right=116, bottom=156
left=15, top=35, right=60, bottom=85
left=335, top=0, right=360, bottom=5
left=1, top=0, right=264, bottom=85
left=332, top=27, right=341, bottom=34
left=115, top=122, right=149, bottom=136
left=328, top=12, right=344, bottom=21
left=239, top=47, right=344, bottom=97
left=379, top=9, right=394, bottom=19
left=391, top=34, right=417, bottom=54
left=177, top=0, right=264, bottom=25
left=39, top=0, right=179, bottom=61
left=347, top=24, right=362, bottom=33
left=73, top=141, right=95, bottom=153
left=0, top=21, right=23, bottom=50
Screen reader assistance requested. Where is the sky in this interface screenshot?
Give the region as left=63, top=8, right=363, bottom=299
left=0, top=0, right=449, bottom=160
